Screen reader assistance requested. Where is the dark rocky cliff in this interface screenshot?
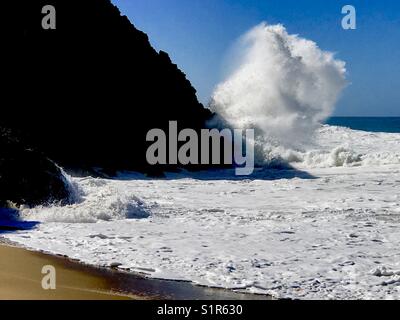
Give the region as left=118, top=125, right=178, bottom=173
left=0, top=128, right=72, bottom=208
left=4, top=0, right=212, bottom=172
left=1, top=0, right=214, bottom=207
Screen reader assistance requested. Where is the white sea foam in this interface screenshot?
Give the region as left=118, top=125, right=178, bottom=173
left=6, top=161, right=400, bottom=299
left=18, top=177, right=150, bottom=223
left=13, top=124, right=400, bottom=227
left=5, top=124, right=400, bottom=299
left=301, top=125, right=400, bottom=168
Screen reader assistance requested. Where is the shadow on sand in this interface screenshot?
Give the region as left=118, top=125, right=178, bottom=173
left=0, top=208, right=39, bottom=232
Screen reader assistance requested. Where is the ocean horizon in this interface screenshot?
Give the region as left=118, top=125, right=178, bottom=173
left=326, top=116, right=400, bottom=133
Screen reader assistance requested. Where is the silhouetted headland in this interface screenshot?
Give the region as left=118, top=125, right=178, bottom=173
left=1, top=0, right=217, bottom=207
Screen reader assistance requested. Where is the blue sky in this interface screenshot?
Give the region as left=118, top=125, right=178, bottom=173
left=112, top=0, right=400, bottom=116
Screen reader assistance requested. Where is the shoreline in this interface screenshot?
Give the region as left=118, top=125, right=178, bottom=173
left=0, top=240, right=270, bottom=300
left=0, top=242, right=135, bottom=300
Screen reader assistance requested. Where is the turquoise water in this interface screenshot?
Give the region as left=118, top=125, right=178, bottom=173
left=326, top=117, right=400, bottom=133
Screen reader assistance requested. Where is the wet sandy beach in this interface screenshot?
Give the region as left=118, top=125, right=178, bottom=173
left=0, top=242, right=269, bottom=300
left=0, top=244, right=136, bottom=300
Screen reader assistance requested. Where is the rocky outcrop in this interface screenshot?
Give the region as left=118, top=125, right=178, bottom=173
left=3, top=0, right=213, bottom=173
left=1, top=0, right=220, bottom=208
left=0, top=128, right=71, bottom=208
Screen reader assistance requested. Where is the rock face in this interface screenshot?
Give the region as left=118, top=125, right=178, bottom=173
left=0, top=128, right=71, bottom=208
left=3, top=0, right=212, bottom=172
left=1, top=0, right=218, bottom=208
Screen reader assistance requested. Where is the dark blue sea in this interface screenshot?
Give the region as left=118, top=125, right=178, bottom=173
left=326, top=117, right=400, bottom=133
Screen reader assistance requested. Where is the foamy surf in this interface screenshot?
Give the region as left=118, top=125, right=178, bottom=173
left=17, top=177, right=151, bottom=223
left=262, top=125, right=400, bottom=169
left=5, top=158, right=400, bottom=299
left=15, top=124, right=400, bottom=225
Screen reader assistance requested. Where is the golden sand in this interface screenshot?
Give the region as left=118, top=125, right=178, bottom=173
left=0, top=242, right=270, bottom=300
left=0, top=244, right=137, bottom=300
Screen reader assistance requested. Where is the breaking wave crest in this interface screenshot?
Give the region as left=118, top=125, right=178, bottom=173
left=18, top=177, right=151, bottom=223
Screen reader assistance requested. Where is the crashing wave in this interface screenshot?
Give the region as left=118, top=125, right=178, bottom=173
left=18, top=176, right=151, bottom=223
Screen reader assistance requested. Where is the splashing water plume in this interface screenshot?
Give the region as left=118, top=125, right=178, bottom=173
left=211, top=23, right=347, bottom=165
